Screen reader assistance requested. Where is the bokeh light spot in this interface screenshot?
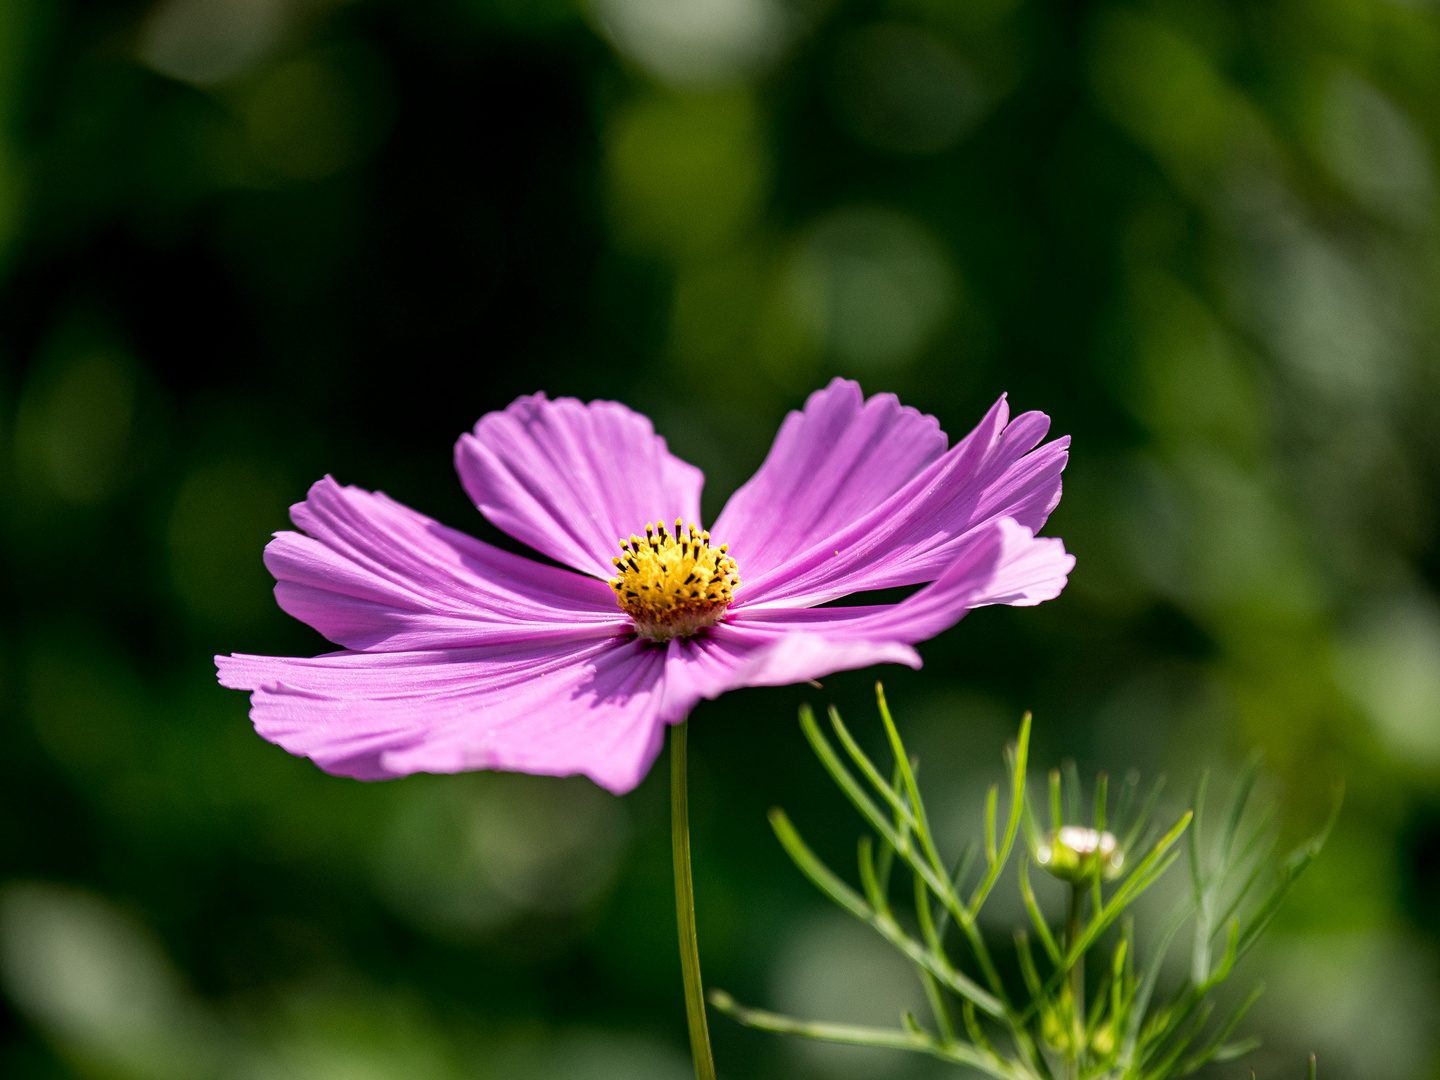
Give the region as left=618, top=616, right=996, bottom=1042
left=374, top=772, right=629, bottom=942
left=138, top=0, right=287, bottom=87
left=0, top=882, right=217, bottom=1079
left=591, top=0, right=789, bottom=87
left=829, top=23, right=987, bottom=156
left=784, top=206, right=956, bottom=371
left=243, top=45, right=396, bottom=182
left=1336, top=593, right=1440, bottom=769
left=14, top=345, right=142, bottom=506
left=771, top=912, right=928, bottom=1079
left=605, top=88, right=767, bottom=258
left=1317, top=71, right=1433, bottom=227
left=167, top=459, right=288, bottom=629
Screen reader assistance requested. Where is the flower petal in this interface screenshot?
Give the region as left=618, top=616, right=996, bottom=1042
left=712, top=378, right=948, bottom=578
left=267, top=477, right=627, bottom=652
left=216, top=636, right=671, bottom=795
left=735, top=517, right=1074, bottom=642
left=644, top=623, right=922, bottom=713
left=725, top=384, right=1068, bottom=609
left=701, top=627, right=924, bottom=691
left=455, top=394, right=705, bottom=579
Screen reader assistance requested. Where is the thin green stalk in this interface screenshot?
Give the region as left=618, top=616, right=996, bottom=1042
left=708, top=991, right=1023, bottom=1080
left=1067, top=883, right=1085, bottom=1080
left=671, top=721, right=716, bottom=1080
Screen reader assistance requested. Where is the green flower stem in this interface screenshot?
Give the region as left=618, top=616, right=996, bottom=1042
left=1067, top=882, right=1085, bottom=1080
left=671, top=720, right=717, bottom=1080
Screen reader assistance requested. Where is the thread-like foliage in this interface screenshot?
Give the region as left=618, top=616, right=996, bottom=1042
left=711, top=684, right=1340, bottom=1080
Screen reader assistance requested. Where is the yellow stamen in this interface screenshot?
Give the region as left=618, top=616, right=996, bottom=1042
left=609, top=518, right=740, bottom=642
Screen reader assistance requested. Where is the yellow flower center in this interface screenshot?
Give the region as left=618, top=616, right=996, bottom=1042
left=609, top=519, right=740, bottom=642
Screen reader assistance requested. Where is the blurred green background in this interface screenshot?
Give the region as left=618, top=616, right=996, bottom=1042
left=1, top=0, right=1437, bottom=1077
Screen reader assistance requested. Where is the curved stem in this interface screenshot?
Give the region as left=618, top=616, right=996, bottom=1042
left=672, top=720, right=717, bottom=1080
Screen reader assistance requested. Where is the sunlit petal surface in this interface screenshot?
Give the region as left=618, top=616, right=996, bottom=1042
left=219, top=637, right=670, bottom=794
left=268, top=476, right=626, bottom=651
left=717, top=378, right=1069, bottom=607
left=219, top=382, right=1071, bottom=792
left=455, top=393, right=705, bottom=580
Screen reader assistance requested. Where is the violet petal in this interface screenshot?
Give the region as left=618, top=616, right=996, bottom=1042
left=267, top=476, right=627, bottom=651
left=455, top=393, right=705, bottom=579
left=712, top=378, right=947, bottom=576
left=216, top=635, right=672, bottom=795
left=726, top=384, right=1068, bottom=609
left=735, top=518, right=1073, bottom=643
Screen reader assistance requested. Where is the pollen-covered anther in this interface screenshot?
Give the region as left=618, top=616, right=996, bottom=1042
left=608, top=518, right=740, bottom=642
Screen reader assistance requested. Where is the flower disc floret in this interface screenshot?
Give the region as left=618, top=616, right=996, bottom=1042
left=610, top=519, right=740, bottom=642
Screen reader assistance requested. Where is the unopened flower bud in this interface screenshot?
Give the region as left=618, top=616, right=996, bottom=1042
left=1035, top=825, right=1124, bottom=882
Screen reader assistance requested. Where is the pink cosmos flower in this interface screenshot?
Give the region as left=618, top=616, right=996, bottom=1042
left=216, top=379, right=1073, bottom=794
